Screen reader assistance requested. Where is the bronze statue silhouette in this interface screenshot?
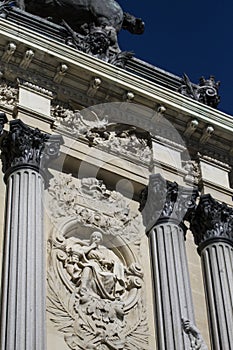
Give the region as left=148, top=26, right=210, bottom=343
left=14, top=0, right=144, bottom=36
left=0, top=0, right=144, bottom=65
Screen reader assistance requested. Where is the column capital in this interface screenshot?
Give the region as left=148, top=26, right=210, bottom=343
left=190, top=194, right=233, bottom=251
left=0, top=119, right=63, bottom=185
left=140, top=173, right=198, bottom=232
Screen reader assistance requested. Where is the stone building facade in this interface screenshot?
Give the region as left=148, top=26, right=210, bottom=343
left=0, top=3, right=232, bottom=350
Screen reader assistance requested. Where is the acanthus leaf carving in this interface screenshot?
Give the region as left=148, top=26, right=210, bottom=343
left=190, top=194, right=233, bottom=250
left=139, top=173, right=198, bottom=232
left=0, top=119, right=64, bottom=185
left=0, top=112, right=8, bottom=136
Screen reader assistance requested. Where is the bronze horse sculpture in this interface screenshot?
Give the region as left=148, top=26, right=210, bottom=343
left=14, top=0, right=144, bottom=37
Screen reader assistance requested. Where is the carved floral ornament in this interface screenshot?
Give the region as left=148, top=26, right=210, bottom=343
left=190, top=194, right=233, bottom=252
left=51, top=105, right=152, bottom=164
left=47, top=212, right=149, bottom=349
left=48, top=174, right=143, bottom=244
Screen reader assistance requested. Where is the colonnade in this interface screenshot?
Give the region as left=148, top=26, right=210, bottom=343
left=0, top=115, right=232, bottom=350
left=140, top=174, right=233, bottom=350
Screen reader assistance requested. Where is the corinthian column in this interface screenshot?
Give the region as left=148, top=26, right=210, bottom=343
left=140, top=174, right=206, bottom=350
left=0, top=116, right=63, bottom=350
left=190, top=194, right=233, bottom=350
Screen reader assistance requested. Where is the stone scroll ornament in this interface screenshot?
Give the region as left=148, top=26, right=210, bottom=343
left=47, top=228, right=149, bottom=350
left=178, top=74, right=220, bottom=108
left=0, top=0, right=144, bottom=67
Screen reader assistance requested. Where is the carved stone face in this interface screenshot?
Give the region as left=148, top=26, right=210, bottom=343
left=90, top=231, right=103, bottom=245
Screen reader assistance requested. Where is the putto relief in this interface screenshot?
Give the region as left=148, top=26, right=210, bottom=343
left=47, top=226, right=149, bottom=350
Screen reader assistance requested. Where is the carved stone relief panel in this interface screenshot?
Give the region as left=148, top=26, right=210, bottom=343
left=48, top=174, right=143, bottom=244
left=0, top=80, right=18, bottom=109
left=51, top=105, right=152, bottom=164
left=47, top=173, right=149, bottom=350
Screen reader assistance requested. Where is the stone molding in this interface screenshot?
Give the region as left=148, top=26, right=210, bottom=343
left=140, top=173, right=198, bottom=232
left=0, top=118, right=63, bottom=184
left=190, top=194, right=233, bottom=251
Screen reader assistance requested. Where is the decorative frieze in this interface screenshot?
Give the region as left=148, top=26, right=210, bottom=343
left=51, top=105, right=152, bottom=163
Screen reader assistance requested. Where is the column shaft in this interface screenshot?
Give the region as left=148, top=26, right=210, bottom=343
left=149, top=222, right=195, bottom=350
left=201, top=242, right=233, bottom=350
left=0, top=169, right=46, bottom=350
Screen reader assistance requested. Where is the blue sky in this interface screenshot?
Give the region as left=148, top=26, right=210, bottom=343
left=117, top=0, right=233, bottom=115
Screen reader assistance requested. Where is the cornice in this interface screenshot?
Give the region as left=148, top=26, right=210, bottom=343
left=0, top=18, right=233, bottom=136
